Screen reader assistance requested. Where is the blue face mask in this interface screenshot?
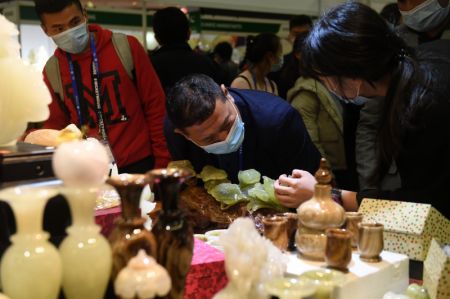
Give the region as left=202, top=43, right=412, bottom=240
left=400, top=0, right=450, bottom=32
left=200, top=103, right=245, bottom=155
left=330, top=91, right=368, bottom=106
left=52, top=22, right=89, bottom=54
left=351, top=96, right=369, bottom=106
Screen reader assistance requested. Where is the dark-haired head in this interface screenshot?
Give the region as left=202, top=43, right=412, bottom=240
left=34, top=0, right=86, bottom=36
left=302, top=2, right=407, bottom=86
left=153, top=7, right=190, bottom=46
left=290, top=15, right=313, bottom=29
left=34, top=0, right=83, bottom=20
left=214, top=42, right=233, bottom=62
left=244, top=33, right=281, bottom=65
left=302, top=2, right=431, bottom=181
left=289, top=14, right=313, bottom=37
left=166, top=74, right=227, bottom=131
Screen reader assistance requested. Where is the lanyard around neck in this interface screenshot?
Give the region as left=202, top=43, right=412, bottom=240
left=66, top=34, right=116, bottom=164
left=66, top=34, right=108, bottom=141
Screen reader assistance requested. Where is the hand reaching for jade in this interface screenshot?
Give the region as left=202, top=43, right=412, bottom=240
left=274, top=169, right=317, bottom=208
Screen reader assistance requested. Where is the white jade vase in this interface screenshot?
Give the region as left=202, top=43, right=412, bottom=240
left=59, top=186, right=112, bottom=299
left=0, top=186, right=62, bottom=299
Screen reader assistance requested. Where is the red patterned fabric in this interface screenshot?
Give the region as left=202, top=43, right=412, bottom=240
left=184, top=239, right=227, bottom=299
left=94, top=206, right=121, bottom=237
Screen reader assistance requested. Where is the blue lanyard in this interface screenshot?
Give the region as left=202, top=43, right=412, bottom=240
left=66, top=34, right=116, bottom=164
left=66, top=35, right=108, bottom=141
left=66, top=53, right=83, bottom=125
left=89, top=34, right=109, bottom=144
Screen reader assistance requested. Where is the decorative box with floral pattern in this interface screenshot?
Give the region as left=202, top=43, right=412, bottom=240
left=423, top=239, right=450, bottom=299
left=358, top=199, right=450, bottom=261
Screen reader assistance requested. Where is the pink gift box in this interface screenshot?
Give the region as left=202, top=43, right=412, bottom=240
left=184, top=238, right=228, bottom=299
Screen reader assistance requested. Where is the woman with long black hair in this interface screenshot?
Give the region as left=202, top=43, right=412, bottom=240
left=231, top=33, right=281, bottom=95
left=274, top=2, right=450, bottom=218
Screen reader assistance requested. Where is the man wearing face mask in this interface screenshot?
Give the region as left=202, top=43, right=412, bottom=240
left=164, top=74, right=321, bottom=184
left=32, top=0, right=170, bottom=173
left=397, top=0, right=450, bottom=46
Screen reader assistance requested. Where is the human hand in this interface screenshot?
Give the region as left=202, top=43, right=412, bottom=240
left=274, top=170, right=317, bottom=208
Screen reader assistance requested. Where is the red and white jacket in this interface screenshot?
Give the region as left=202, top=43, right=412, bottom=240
left=43, top=24, right=170, bottom=168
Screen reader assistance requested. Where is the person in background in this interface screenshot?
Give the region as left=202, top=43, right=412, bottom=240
left=274, top=2, right=450, bottom=219
left=396, top=0, right=450, bottom=46
left=286, top=33, right=349, bottom=190
left=272, top=32, right=309, bottom=100
left=150, top=7, right=223, bottom=92
left=356, top=0, right=450, bottom=195
left=164, top=74, right=320, bottom=184
left=213, top=41, right=239, bottom=86
left=231, top=33, right=281, bottom=96
left=32, top=0, right=169, bottom=173
left=280, top=15, right=313, bottom=56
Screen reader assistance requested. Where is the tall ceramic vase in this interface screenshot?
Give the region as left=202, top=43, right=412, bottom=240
left=107, top=174, right=157, bottom=281
left=0, top=186, right=62, bottom=299
left=59, top=186, right=112, bottom=299
left=148, top=168, right=194, bottom=299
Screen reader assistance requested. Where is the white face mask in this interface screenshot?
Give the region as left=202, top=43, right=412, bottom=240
left=52, top=22, right=89, bottom=54
left=400, top=0, right=450, bottom=32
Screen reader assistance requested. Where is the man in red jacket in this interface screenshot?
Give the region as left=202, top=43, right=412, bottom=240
left=33, top=0, right=170, bottom=173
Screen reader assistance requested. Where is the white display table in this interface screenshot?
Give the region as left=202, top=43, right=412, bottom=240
left=286, top=251, right=409, bottom=299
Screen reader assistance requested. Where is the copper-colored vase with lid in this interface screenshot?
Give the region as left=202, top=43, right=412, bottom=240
left=107, top=174, right=157, bottom=281
left=296, top=158, right=346, bottom=260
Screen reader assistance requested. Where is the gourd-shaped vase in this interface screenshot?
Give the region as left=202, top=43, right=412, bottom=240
left=59, top=186, right=112, bottom=299
left=148, top=168, right=194, bottom=299
left=296, top=158, right=346, bottom=260
left=107, top=174, right=157, bottom=281
left=0, top=186, right=62, bottom=299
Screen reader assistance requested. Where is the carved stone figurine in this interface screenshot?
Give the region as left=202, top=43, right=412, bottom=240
left=0, top=14, right=51, bottom=146
left=148, top=168, right=195, bottom=299
left=115, top=250, right=171, bottom=299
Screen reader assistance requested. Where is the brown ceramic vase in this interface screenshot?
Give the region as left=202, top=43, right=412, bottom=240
left=262, top=215, right=289, bottom=251
left=148, top=168, right=194, bottom=299
left=358, top=223, right=384, bottom=263
left=344, top=212, right=363, bottom=248
left=107, top=174, right=157, bottom=281
left=276, top=212, right=298, bottom=251
left=325, top=228, right=353, bottom=272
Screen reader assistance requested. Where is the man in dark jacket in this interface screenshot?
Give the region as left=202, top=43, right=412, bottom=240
left=164, top=74, right=320, bottom=184
left=150, top=7, right=223, bottom=92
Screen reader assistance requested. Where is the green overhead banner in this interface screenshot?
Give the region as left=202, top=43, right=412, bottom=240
left=200, top=19, right=280, bottom=33
left=19, top=5, right=280, bottom=33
